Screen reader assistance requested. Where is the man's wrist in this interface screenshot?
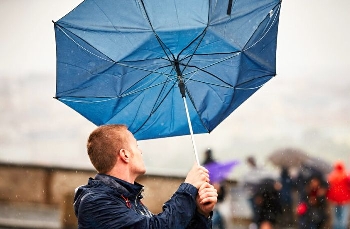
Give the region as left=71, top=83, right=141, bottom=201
left=197, top=209, right=212, bottom=219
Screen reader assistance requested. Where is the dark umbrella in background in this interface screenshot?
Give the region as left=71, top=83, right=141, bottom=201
left=268, top=147, right=310, bottom=168
left=304, top=156, right=332, bottom=175
left=54, top=0, right=282, bottom=164
left=269, top=148, right=331, bottom=194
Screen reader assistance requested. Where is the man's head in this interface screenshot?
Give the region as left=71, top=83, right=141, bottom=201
left=87, top=124, right=145, bottom=176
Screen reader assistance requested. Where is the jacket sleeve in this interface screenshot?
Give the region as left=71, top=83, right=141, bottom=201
left=186, top=211, right=213, bottom=229
left=76, top=183, right=212, bottom=229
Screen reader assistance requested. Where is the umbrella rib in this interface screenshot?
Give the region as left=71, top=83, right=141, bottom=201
left=115, top=63, right=182, bottom=97
left=183, top=52, right=240, bottom=78
left=55, top=24, right=115, bottom=64
left=132, top=76, right=178, bottom=134
left=183, top=64, right=273, bottom=91
left=120, top=77, right=174, bottom=98
left=181, top=52, right=241, bottom=87
left=56, top=24, right=175, bottom=80
left=57, top=78, right=173, bottom=104
left=183, top=65, right=234, bottom=88
left=137, top=0, right=175, bottom=63
left=243, top=4, right=280, bottom=51
left=177, top=25, right=209, bottom=74
left=57, top=77, right=175, bottom=101
left=56, top=60, right=177, bottom=100
left=55, top=61, right=116, bottom=96
left=57, top=79, right=174, bottom=108
left=177, top=0, right=210, bottom=62
left=58, top=97, right=116, bottom=103
left=116, top=62, right=174, bottom=77
left=90, top=0, right=146, bottom=54
left=56, top=52, right=178, bottom=98
left=55, top=58, right=174, bottom=97
left=104, top=68, right=177, bottom=135
left=235, top=74, right=274, bottom=89
left=185, top=78, right=233, bottom=89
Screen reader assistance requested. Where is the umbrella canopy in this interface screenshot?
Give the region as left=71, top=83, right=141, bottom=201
left=204, top=160, right=240, bottom=183
left=268, top=147, right=310, bottom=168
left=54, top=0, right=282, bottom=142
left=304, top=156, right=332, bottom=174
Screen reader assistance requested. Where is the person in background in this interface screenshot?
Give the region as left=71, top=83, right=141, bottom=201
left=74, top=124, right=218, bottom=229
left=242, top=156, right=275, bottom=229
left=202, top=148, right=226, bottom=229
left=253, top=178, right=282, bottom=229
left=297, top=175, right=328, bottom=229
left=278, top=167, right=294, bottom=227
left=326, top=161, right=350, bottom=229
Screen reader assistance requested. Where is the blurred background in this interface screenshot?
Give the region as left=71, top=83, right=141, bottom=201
left=0, top=0, right=350, bottom=228
left=1, top=0, right=349, bottom=178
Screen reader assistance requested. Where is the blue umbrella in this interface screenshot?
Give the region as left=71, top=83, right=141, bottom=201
left=54, top=0, right=282, bottom=164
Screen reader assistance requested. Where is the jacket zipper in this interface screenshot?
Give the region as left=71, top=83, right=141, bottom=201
left=135, top=188, right=152, bottom=217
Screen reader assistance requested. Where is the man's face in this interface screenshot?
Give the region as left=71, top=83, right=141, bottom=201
left=125, top=130, right=146, bottom=176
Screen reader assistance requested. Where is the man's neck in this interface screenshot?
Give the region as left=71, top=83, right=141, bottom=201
left=107, top=166, right=136, bottom=184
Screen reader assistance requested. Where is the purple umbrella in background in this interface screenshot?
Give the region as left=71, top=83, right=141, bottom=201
left=204, top=160, right=240, bottom=183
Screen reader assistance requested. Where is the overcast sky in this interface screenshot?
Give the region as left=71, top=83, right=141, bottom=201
left=1, top=0, right=350, bottom=179
left=1, top=0, right=349, bottom=77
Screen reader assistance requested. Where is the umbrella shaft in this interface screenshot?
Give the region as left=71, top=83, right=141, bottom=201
left=174, top=61, right=186, bottom=98
left=176, top=60, right=199, bottom=165
left=182, top=97, right=200, bottom=165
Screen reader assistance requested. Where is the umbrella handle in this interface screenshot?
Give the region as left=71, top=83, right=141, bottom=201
left=182, top=97, right=200, bottom=165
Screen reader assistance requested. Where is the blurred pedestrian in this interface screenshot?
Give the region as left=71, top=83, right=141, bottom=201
left=74, top=124, right=218, bottom=229
left=254, top=178, right=282, bottom=229
left=297, top=176, right=328, bottom=229
left=326, top=161, right=350, bottom=229
left=203, top=148, right=216, bottom=165
left=242, top=156, right=275, bottom=228
left=278, top=167, right=294, bottom=226
left=293, top=163, right=324, bottom=202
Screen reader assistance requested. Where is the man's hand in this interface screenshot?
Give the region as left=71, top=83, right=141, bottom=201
left=196, top=182, right=218, bottom=217
left=184, top=163, right=210, bottom=189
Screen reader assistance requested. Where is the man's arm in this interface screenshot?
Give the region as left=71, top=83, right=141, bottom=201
left=76, top=164, right=212, bottom=229
left=185, top=182, right=218, bottom=229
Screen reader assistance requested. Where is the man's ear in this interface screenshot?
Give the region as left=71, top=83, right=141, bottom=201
left=119, top=149, right=130, bottom=163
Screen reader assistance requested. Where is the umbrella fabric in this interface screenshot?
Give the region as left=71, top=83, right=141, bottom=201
left=54, top=0, right=282, bottom=140
left=204, top=160, right=239, bottom=183
left=304, top=157, right=332, bottom=174
left=268, top=147, right=310, bottom=168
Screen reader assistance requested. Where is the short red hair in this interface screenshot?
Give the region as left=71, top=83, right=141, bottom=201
left=87, top=124, right=128, bottom=173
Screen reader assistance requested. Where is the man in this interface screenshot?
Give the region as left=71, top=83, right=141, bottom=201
left=74, top=124, right=218, bottom=229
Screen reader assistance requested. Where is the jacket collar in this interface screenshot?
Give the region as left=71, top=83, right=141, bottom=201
left=94, top=174, right=144, bottom=198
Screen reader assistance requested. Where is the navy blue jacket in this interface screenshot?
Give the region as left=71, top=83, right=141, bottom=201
left=74, top=174, right=212, bottom=229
